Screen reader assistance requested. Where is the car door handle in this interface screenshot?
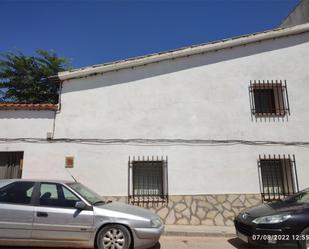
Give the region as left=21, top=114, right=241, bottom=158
left=37, top=212, right=48, bottom=217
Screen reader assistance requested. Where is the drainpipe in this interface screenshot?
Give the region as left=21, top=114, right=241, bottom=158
left=47, top=75, right=62, bottom=140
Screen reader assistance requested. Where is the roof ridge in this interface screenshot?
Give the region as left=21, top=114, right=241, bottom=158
left=58, top=23, right=309, bottom=81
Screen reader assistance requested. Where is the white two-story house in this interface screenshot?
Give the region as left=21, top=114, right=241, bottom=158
left=1, top=3, right=309, bottom=226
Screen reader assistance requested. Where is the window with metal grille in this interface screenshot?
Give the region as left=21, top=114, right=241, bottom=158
left=249, top=80, right=290, bottom=117
left=0, top=152, right=23, bottom=179
left=128, top=156, right=168, bottom=205
left=258, top=155, right=299, bottom=202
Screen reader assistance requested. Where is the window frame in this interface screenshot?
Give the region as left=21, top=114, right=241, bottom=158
left=0, top=181, right=36, bottom=206
left=0, top=151, right=24, bottom=179
left=257, top=154, right=299, bottom=202
left=128, top=156, right=168, bottom=206
left=249, top=80, right=290, bottom=118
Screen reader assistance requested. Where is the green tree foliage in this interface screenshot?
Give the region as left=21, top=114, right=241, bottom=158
left=0, top=50, right=70, bottom=104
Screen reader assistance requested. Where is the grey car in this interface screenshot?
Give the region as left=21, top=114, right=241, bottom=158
left=0, top=179, right=164, bottom=249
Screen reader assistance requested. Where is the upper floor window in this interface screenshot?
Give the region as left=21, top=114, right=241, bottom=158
left=128, top=156, right=168, bottom=206
left=257, top=154, right=299, bottom=202
left=249, top=80, right=290, bottom=118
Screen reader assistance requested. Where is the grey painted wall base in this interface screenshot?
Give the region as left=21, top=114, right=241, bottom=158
left=105, top=194, right=262, bottom=226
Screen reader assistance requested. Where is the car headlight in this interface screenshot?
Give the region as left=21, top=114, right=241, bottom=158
left=252, top=214, right=291, bottom=224
left=151, top=218, right=162, bottom=228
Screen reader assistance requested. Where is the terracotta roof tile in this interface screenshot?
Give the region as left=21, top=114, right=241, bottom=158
left=0, top=104, right=58, bottom=111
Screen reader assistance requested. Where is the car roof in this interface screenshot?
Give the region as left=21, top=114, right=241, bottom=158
left=0, top=179, right=75, bottom=186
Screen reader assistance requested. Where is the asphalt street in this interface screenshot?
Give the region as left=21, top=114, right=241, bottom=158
left=151, top=236, right=298, bottom=249
left=0, top=236, right=299, bottom=249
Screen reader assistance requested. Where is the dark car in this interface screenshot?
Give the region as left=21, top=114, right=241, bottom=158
left=234, top=188, right=309, bottom=249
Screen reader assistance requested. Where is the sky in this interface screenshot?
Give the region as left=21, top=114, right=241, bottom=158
left=0, top=0, right=299, bottom=69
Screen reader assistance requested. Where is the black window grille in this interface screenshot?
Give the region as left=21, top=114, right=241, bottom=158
left=257, top=155, right=299, bottom=202
left=128, top=156, right=168, bottom=206
left=249, top=80, right=290, bottom=118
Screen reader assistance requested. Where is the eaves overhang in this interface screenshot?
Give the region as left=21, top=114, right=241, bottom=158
left=58, top=23, right=309, bottom=81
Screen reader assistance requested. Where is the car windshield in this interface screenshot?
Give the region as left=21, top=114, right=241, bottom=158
left=285, top=189, right=309, bottom=204
left=67, top=182, right=105, bottom=205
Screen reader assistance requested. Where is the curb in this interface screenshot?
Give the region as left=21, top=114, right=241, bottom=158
left=162, top=225, right=236, bottom=237
left=163, top=231, right=236, bottom=237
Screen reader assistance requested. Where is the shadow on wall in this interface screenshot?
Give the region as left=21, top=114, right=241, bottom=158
left=62, top=33, right=309, bottom=94
left=0, top=110, right=55, bottom=120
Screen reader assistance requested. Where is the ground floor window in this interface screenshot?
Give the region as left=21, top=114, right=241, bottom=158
left=128, top=156, right=168, bottom=206
left=258, top=154, right=299, bottom=201
left=0, top=152, right=23, bottom=179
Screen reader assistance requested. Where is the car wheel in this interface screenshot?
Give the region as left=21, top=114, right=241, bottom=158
left=300, top=227, right=309, bottom=249
left=97, top=224, right=131, bottom=249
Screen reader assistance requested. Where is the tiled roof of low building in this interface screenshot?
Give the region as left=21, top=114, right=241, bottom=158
left=0, top=103, right=58, bottom=111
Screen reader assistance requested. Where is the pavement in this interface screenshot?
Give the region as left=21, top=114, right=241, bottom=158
left=0, top=236, right=298, bottom=249
left=163, top=225, right=235, bottom=237
left=0, top=225, right=298, bottom=249
left=151, top=236, right=298, bottom=249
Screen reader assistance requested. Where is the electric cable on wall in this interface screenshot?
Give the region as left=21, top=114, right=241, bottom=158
left=1, top=138, right=309, bottom=147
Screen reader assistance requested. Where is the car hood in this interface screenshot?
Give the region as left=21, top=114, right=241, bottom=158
left=94, top=202, right=157, bottom=220
left=245, top=202, right=308, bottom=218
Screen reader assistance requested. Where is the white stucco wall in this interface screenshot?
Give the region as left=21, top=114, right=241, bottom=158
left=56, top=32, right=309, bottom=141
left=280, top=0, right=309, bottom=28
left=0, top=31, right=308, bottom=196
left=0, top=110, right=54, bottom=138
left=0, top=142, right=307, bottom=196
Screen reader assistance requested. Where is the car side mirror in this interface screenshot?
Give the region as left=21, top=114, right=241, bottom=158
left=75, top=201, right=87, bottom=210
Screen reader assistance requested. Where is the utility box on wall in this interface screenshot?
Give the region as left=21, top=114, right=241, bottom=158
left=65, top=156, right=74, bottom=168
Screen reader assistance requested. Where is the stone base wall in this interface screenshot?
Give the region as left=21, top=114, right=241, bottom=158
left=105, top=194, right=262, bottom=226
